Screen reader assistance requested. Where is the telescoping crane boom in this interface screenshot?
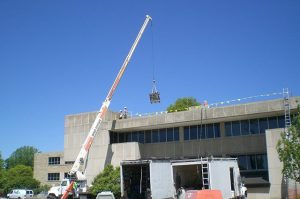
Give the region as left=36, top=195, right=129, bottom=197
left=60, top=15, right=152, bottom=199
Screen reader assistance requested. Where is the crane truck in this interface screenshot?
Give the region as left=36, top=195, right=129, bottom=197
left=47, top=15, right=152, bottom=199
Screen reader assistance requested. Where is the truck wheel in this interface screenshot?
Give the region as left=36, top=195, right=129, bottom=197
left=47, top=194, right=57, bottom=199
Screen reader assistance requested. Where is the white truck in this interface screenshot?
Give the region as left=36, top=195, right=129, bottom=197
left=120, top=158, right=247, bottom=199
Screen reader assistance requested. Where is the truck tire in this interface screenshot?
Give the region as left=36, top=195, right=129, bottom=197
left=47, top=194, right=57, bottom=199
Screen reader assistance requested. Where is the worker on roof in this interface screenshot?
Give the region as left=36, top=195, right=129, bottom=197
left=119, top=110, right=123, bottom=119
left=123, top=107, right=128, bottom=119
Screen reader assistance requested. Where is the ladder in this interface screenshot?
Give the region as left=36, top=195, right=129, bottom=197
left=201, top=161, right=210, bottom=189
left=283, top=88, right=291, bottom=135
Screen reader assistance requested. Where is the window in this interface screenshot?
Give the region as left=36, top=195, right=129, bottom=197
left=278, top=116, right=285, bottom=128
left=184, top=126, right=189, bottom=140
left=268, top=117, right=278, bottom=129
left=230, top=168, right=235, bottom=191
left=167, top=128, right=174, bottom=142
left=48, top=157, right=60, bottom=165
left=113, top=132, right=118, bottom=143
left=48, top=173, right=60, bottom=181
left=232, top=121, right=241, bottom=136
left=256, top=154, right=268, bottom=170
left=225, top=122, right=232, bottom=136
left=206, top=124, right=214, bottom=138
left=65, top=161, right=75, bottom=165
left=190, top=125, right=197, bottom=140
left=119, top=133, right=125, bottom=143
left=138, top=131, right=145, bottom=143
left=159, top=129, right=166, bottom=142
left=152, top=129, right=159, bottom=143
left=214, top=123, right=220, bottom=138
left=250, top=119, right=259, bottom=134
left=259, top=118, right=268, bottom=134
left=241, top=120, right=249, bottom=135
left=64, top=172, right=76, bottom=180
left=238, top=156, right=248, bottom=170
left=126, top=132, right=132, bottom=142
left=132, top=132, right=138, bottom=142
left=145, top=130, right=151, bottom=143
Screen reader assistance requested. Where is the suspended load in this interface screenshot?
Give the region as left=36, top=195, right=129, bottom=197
left=149, top=80, right=160, bottom=103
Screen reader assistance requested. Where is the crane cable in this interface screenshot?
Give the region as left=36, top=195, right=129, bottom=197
left=150, top=20, right=157, bottom=93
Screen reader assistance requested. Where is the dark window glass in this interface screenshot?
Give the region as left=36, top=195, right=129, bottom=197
left=174, top=128, right=179, bottom=141
left=126, top=132, right=132, bottom=142
left=119, top=133, right=125, bottom=143
left=190, top=125, right=197, bottom=140
left=138, top=131, right=145, bottom=144
left=238, top=156, right=248, bottom=170
left=268, top=117, right=278, bottom=129
left=256, top=154, right=268, bottom=170
left=250, top=119, right=259, bottom=134
left=113, top=132, right=118, bottom=143
left=167, top=128, right=173, bottom=142
left=132, top=132, right=138, bottom=142
left=159, top=129, right=166, bottom=142
left=48, top=157, right=60, bottom=165
left=230, top=168, right=235, bottom=191
left=249, top=155, right=257, bottom=170
left=206, top=124, right=214, bottom=138
left=241, top=120, right=249, bottom=135
left=145, top=130, right=151, bottom=143
left=48, top=173, right=60, bottom=181
left=225, top=122, right=232, bottom=136
left=278, top=116, right=285, bottom=128
left=214, top=123, right=220, bottom=138
left=232, top=121, right=241, bottom=136
left=109, top=132, right=113, bottom=144
left=259, top=118, right=268, bottom=134
left=152, top=129, right=159, bottom=143
left=184, top=126, right=189, bottom=140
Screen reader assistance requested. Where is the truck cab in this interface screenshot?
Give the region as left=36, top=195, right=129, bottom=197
left=47, top=179, right=87, bottom=199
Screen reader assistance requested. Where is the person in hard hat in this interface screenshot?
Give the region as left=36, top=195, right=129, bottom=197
left=119, top=110, right=123, bottom=119
left=123, top=107, right=128, bottom=119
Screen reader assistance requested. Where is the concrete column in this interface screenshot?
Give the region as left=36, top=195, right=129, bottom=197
left=220, top=122, right=225, bottom=138
left=179, top=126, right=184, bottom=142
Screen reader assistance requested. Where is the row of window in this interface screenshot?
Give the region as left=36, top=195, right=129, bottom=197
left=48, top=157, right=60, bottom=165
left=225, top=116, right=285, bottom=137
left=110, top=127, right=180, bottom=144
left=47, top=172, right=75, bottom=181
left=184, top=123, right=220, bottom=140
left=235, top=154, right=268, bottom=170
left=234, top=154, right=269, bottom=181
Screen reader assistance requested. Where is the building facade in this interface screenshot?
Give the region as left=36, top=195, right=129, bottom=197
left=34, top=97, right=300, bottom=199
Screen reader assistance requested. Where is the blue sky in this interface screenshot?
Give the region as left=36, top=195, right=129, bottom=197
left=0, top=1, right=299, bottom=159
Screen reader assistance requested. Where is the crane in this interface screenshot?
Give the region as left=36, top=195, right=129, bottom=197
left=60, top=15, right=152, bottom=199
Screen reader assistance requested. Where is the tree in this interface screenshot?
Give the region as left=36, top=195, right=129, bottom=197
left=5, top=146, right=38, bottom=169
left=167, top=97, right=200, bottom=113
left=89, top=165, right=120, bottom=198
left=1, top=165, right=40, bottom=194
left=0, top=152, right=4, bottom=170
left=277, top=106, right=300, bottom=183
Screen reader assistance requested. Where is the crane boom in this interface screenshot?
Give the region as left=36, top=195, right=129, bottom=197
left=61, top=15, right=152, bottom=199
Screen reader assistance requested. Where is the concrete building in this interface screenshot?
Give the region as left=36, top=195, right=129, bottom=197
left=34, top=96, right=300, bottom=199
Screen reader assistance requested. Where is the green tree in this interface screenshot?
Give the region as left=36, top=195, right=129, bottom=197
left=0, top=152, right=4, bottom=170
left=1, top=165, right=40, bottom=194
left=0, top=152, right=6, bottom=195
left=277, top=106, right=300, bottom=182
left=167, top=97, right=200, bottom=113
left=89, top=165, right=120, bottom=198
left=5, top=146, right=38, bottom=169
